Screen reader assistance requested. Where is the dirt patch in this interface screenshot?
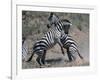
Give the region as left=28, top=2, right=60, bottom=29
left=22, top=43, right=89, bottom=69
left=22, top=11, right=89, bottom=69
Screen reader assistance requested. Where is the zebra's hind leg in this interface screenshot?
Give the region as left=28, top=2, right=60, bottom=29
left=36, top=55, right=42, bottom=67
left=36, top=50, right=47, bottom=68
left=26, top=52, right=34, bottom=62
left=66, top=47, right=75, bottom=62
left=69, top=46, right=83, bottom=60
left=41, top=50, right=51, bottom=67
left=41, top=50, right=46, bottom=65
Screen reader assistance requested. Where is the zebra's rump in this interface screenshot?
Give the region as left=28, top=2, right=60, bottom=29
left=60, top=34, right=78, bottom=48
left=33, top=35, right=55, bottom=54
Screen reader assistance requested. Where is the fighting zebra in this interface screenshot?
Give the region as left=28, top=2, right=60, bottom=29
left=47, top=13, right=83, bottom=61
left=26, top=20, right=70, bottom=67
left=27, top=13, right=83, bottom=67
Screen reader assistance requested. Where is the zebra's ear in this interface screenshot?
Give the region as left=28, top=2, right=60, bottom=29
left=50, top=12, right=54, bottom=16
left=48, top=12, right=54, bottom=21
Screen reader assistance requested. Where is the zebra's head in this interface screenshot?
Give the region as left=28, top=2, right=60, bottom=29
left=48, top=13, right=59, bottom=24
left=61, top=19, right=72, bottom=34
left=47, top=13, right=62, bottom=30
left=47, top=13, right=72, bottom=34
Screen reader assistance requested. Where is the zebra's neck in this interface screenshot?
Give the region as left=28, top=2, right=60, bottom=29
left=56, top=20, right=63, bottom=32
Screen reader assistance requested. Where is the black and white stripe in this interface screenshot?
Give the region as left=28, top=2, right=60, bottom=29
left=47, top=13, right=83, bottom=61
left=60, top=34, right=83, bottom=61
left=27, top=13, right=83, bottom=67
left=22, top=37, right=28, bottom=61
left=27, top=24, right=65, bottom=67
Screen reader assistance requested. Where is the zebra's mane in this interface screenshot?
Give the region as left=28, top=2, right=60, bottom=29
left=61, top=19, right=71, bottom=23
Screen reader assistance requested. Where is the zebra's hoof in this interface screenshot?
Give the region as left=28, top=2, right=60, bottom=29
left=64, top=59, right=68, bottom=62
left=45, top=63, right=51, bottom=67
left=40, top=65, right=46, bottom=68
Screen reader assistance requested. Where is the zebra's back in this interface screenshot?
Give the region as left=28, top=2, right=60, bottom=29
left=33, top=31, right=56, bottom=54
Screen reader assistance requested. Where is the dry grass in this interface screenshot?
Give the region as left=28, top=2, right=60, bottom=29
left=22, top=11, right=89, bottom=69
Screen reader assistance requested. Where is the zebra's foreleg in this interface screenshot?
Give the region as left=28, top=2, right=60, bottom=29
left=61, top=47, right=65, bottom=55
left=57, top=39, right=65, bottom=55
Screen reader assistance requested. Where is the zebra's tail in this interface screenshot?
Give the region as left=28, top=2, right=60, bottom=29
left=77, top=50, right=83, bottom=59
left=26, top=52, right=34, bottom=62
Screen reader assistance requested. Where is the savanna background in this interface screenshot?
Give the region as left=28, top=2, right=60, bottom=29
left=22, top=11, right=89, bottom=69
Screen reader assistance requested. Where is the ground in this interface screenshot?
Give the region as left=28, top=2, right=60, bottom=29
left=22, top=11, right=89, bottom=69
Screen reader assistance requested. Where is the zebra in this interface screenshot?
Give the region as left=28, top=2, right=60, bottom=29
left=47, top=19, right=71, bottom=34
left=27, top=13, right=83, bottom=67
left=47, top=12, right=83, bottom=61
left=27, top=13, right=73, bottom=67
left=22, top=37, right=28, bottom=61
left=26, top=21, right=69, bottom=67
